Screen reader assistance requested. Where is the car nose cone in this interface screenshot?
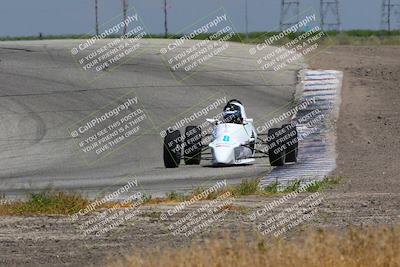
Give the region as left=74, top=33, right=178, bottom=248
left=212, top=147, right=235, bottom=165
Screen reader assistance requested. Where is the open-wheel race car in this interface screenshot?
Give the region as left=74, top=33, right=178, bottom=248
left=163, top=99, right=299, bottom=168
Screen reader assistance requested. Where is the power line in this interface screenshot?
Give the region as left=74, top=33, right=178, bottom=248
left=320, top=0, right=341, bottom=31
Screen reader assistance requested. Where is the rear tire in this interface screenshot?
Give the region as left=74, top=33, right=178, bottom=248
left=282, top=124, right=298, bottom=163
left=163, top=130, right=182, bottom=168
left=184, top=126, right=202, bottom=165
left=267, top=128, right=286, bottom=166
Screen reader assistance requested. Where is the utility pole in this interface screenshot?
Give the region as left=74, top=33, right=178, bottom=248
left=122, top=0, right=128, bottom=35
left=245, top=0, right=249, bottom=40
left=95, top=0, right=99, bottom=35
left=280, top=0, right=300, bottom=31
left=164, top=0, right=168, bottom=38
left=320, top=0, right=341, bottom=31
left=381, top=0, right=400, bottom=32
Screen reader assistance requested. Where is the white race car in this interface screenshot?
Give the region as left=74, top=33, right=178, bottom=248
left=163, top=99, right=298, bottom=168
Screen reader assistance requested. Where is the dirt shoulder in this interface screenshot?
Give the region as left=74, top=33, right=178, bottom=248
left=0, top=46, right=399, bottom=267
left=309, top=46, right=400, bottom=193
left=306, top=46, right=400, bottom=227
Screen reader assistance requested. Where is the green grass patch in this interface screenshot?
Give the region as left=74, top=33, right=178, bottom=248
left=0, top=191, right=89, bottom=216
left=0, top=176, right=343, bottom=216
left=189, top=186, right=222, bottom=200
left=283, top=180, right=302, bottom=193
left=264, top=181, right=279, bottom=194
left=263, top=176, right=343, bottom=194
left=0, top=190, right=152, bottom=216
left=165, top=179, right=260, bottom=203
left=2, top=30, right=400, bottom=45
left=164, top=176, right=343, bottom=202
left=165, top=191, right=186, bottom=202
left=231, top=179, right=260, bottom=196
left=304, top=176, right=343, bottom=192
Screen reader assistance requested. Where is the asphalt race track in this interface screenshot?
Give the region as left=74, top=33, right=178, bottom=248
left=0, top=39, right=304, bottom=198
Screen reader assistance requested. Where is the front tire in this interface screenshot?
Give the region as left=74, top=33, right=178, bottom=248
left=163, top=130, right=182, bottom=168
left=282, top=124, right=298, bottom=163
left=184, top=126, right=202, bottom=165
left=267, top=128, right=286, bottom=166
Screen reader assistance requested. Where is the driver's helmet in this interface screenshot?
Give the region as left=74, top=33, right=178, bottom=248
left=223, top=103, right=242, bottom=123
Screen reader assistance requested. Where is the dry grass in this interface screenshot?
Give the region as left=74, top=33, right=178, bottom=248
left=111, top=225, right=400, bottom=267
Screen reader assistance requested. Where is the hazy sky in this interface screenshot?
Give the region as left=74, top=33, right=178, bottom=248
left=0, top=0, right=386, bottom=37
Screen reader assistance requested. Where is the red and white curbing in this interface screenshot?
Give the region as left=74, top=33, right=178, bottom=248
left=260, top=69, right=343, bottom=188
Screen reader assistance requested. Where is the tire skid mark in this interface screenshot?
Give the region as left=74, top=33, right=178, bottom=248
left=0, top=97, right=47, bottom=147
